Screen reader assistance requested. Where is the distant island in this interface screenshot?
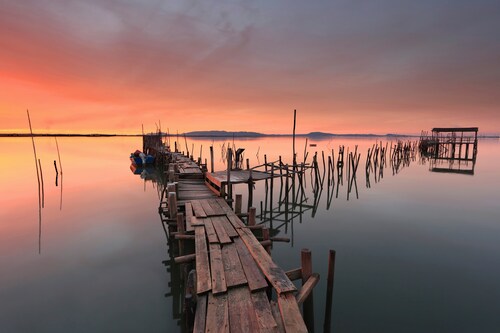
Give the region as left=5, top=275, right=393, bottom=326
left=1, top=130, right=498, bottom=138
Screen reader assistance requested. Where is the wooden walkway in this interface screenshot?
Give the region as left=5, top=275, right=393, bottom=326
left=187, top=197, right=307, bottom=333
left=164, top=152, right=309, bottom=332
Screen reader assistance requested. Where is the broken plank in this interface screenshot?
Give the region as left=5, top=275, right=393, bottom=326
left=209, top=243, right=227, bottom=295
left=233, top=237, right=268, bottom=291
left=277, top=293, right=308, bottom=333
left=194, top=226, right=211, bottom=294
left=211, top=216, right=232, bottom=244
left=227, top=286, right=260, bottom=333
left=205, top=293, right=229, bottom=333
left=251, top=291, right=279, bottom=333
left=221, top=243, right=247, bottom=288
left=237, top=227, right=296, bottom=294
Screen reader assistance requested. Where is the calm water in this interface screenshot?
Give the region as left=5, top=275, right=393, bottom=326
left=0, top=136, right=499, bottom=332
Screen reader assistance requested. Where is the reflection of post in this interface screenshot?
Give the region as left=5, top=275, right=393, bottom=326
left=324, top=249, right=336, bottom=333
left=301, top=249, right=314, bottom=332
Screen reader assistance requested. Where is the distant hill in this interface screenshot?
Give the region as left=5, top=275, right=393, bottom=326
left=182, top=130, right=416, bottom=138
left=184, top=130, right=264, bottom=137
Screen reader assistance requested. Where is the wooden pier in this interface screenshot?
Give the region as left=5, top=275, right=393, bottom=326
left=419, top=127, right=478, bottom=175
left=158, top=148, right=319, bottom=332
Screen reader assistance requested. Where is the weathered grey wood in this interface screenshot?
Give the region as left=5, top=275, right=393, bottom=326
left=193, top=293, right=207, bottom=332
left=191, top=200, right=207, bottom=218
left=277, top=293, right=308, bottom=333
left=211, top=216, right=232, bottom=244
left=296, top=273, right=320, bottom=305
left=270, top=301, right=286, bottom=333
left=195, top=226, right=211, bottom=294
left=219, top=216, right=239, bottom=238
left=200, top=199, right=217, bottom=216
left=251, top=291, right=279, bottom=333
left=221, top=243, right=247, bottom=288
left=185, top=202, right=194, bottom=233
left=233, top=237, right=268, bottom=291
left=237, top=227, right=296, bottom=294
left=209, top=243, right=227, bottom=295
left=227, top=286, right=260, bottom=333
left=204, top=218, right=219, bottom=244
left=205, top=293, right=229, bottom=332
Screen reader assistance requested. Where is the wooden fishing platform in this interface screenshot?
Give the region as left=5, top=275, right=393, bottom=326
left=205, top=170, right=273, bottom=197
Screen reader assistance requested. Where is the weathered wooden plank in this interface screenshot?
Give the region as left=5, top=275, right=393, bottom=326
left=221, top=243, right=247, bottom=287
left=195, top=226, right=211, bottom=294
left=227, top=286, right=260, bottom=333
left=237, top=227, right=296, bottom=294
left=211, top=216, right=232, bottom=244
left=219, top=216, right=239, bottom=238
left=191, top=200, right=207, bottom=218
left=191, top=200, right=207, bottom=217
left=233, top=237, right=268, bottom=291
left=251, top=291, right=279, bottom=333
left=209, top=243, right=227, bottom=295
left=204, top=218, right=219, bottom=244
left=205, top=293, right=229, bottom=333
left=270, top=301, right=286, bottom=333
left=193, top=293, right=207, bottom=333
left=200, top=199, right=217, bottom=216
left=185, top=202, right=194, bottom=233
left=191, top=216, right=205, bottom=227
left=213, top=198, right=246, bottom=229
left=277, top=293, right=308, bottom=333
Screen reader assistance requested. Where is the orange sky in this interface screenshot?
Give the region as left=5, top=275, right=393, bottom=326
left=1, top=1, right=499, bottom=135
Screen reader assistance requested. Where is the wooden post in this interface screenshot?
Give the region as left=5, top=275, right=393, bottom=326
left=262, top=228, right=271, bottom=254
left=248, top=207, right=256, bottom=226
left=324, top=249, right=336, bottom=333
left=247, top=169, right=253, bottom=210
left=246, top=158, right=250, bottom=170
left=227, top=148, right=233, bottom=206
left=168, top=192, right=178, bottom=220
left=293, top=109, right=297, bottom=166
left=210, top=145, right=214, bottom=173
left=235, top=194, right=242, bottom=215
left=301, top=248, right=314, bottom=332
left=177, top=212, right=185, bottom=255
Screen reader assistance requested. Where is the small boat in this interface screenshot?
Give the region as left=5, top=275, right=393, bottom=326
left=130, top=150, right=155, bottom=166
left=309, top=143, right=317, bottom=147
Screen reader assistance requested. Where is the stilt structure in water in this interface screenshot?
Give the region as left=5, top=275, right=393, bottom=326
left=419, top=127, right=478, bottom=175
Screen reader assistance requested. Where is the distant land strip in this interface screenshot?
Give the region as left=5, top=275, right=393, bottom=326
left=1, top=131, right=498, bottom=138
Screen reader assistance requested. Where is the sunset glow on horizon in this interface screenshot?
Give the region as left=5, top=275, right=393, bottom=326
left=1, top=1, right=499, bottom=135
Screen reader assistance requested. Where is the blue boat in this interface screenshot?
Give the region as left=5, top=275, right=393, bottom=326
left=130, top=150, right=155, bottom=166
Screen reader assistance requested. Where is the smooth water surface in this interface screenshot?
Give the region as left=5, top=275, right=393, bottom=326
left=1, top=136, right=499, bottom=332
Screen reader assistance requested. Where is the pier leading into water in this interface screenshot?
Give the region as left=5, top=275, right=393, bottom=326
left=156, top=149, right=327, bottom=332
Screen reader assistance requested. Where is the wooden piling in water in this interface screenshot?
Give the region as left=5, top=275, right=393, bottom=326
left=301, top=248, right=314, bottom=331
left=324, top=249, right=337, bottom=333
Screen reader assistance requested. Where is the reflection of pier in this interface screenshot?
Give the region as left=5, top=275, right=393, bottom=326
left=419, top=127, right=478, bottom=175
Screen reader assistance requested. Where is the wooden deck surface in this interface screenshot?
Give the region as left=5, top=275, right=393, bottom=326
left=166, top=152, right=308, bottom=332
left=186, top=198, right=306, bottom=333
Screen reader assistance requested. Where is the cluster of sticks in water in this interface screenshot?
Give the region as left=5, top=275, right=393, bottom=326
left=252, top=139, right=418, bottom=226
